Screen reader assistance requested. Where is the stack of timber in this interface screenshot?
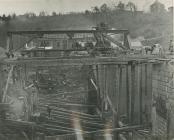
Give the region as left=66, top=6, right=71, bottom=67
left=32, top=65, right=108, bottom=139
left=34, top=90, right=107, bottom=139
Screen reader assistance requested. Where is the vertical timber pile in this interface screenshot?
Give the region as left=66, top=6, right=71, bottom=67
left=0, top=63, right=3, bottom=102
left=88, top=65, right=98, bottom=115
left=95, top=61, right=153, bottom=139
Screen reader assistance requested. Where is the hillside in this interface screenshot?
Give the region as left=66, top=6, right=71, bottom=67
left=0, top=10, right=173, bottom=48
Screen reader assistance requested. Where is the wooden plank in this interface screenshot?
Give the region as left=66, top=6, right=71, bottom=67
left=118, top=121, right=127, bottom=140
left=134, top=64, right=141, bottom=124
left=24, top=64, right=27, bottom=85
left=96, top=65, right=101, bottom=108
left=22, top=48, right=87, bottom=52
left=105, top=64, right=110, bottom=111
left=119, top=66, right=127, bottom=117
left=146, top=64, right=153, bottom=124
left=103, top=64, right=107, bottom=111
left=106, top=65, right=109, bottom=109
left=8, top=29, right=129, bottom=35
left=42, top=124, right=150, bottom=139
left=106, top=95, right=117, bottom=114
left=141, top=64, right=147, bottom=124
left=144, top=64, right=149, bottom=124
left=131, top=63, right=136, bottom=124
left=100, top=64, right=104, bottom=113
left=126, top=65, right=130, bottom=123
left=115, top=65, right=120, bottom=114
left=0, top=64, right=3, bottom=102
left=110, top=65, right=116, bottom=109
left=4, top=57, right=129, bottom=66
left=123, top=33, right=130, bottom=49
left=118, top=65, right=122, bottom=119
left=139, top=64, right=143, bottom=124
left=22, top=131, right=30, bottom=140
left=113, top=65, right=122, bottom=140
left=90, top=79, right=98, bottom=91
left=99, top=64, right=104, bottom=112
left=2, top=65, right=14, bottom=102
left=6, top=35, right=11, bottom=51
left=3, top=119, right=35, bottom=129
left=127, top=65, right=132, bottom=123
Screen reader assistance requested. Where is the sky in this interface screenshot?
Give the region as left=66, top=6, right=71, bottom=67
left=0, top=0, right=173, bottom=15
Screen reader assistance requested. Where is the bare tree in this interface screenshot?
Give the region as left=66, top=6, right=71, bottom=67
left=12, top=13, right=16, bottom=19
left=39, top=11, right=47, bottom=17
left=52, top=11, right=57, bottom=16
left=2, top=14, right=6, bottom=21
left=100, top=3, right=110, bottom=13
left=85, top=10, right=91, bottom=15
left=24, top=12, right=36, bottom=18
left=126, top=1, right=137, bottom=15
left=117, top=1, right=125, bottom=11
left=92, top=6, right=100, bottom=14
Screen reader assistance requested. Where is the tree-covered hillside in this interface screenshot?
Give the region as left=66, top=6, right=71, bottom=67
left=0, top=8, right=173, bottom=48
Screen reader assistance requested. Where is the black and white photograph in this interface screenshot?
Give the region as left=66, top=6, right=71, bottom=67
left=0, top=0, right=173, bottom=139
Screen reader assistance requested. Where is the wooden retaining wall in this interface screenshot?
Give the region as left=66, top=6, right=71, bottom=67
left=94, top=62, right=153, bottom=126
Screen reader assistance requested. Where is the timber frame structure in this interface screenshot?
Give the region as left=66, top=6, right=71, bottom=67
left=0, top=29, right=170, bottom=140
left=6, top=29, right=130, bottom=53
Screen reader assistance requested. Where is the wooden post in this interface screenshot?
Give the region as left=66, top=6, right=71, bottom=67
left=31, top=124, right=34, bottom=140
left=98, top=64, right=104, bottom=113
left=145, top=64, right=148, bottom=96
left=126, top=65, right=130, bottom=123
left=141, top=64, right=146, bottom=124
left=12, top=66, right=16, bottom=84
left=146, top=64, right=153, bottom=124
left=101, top=64, right=106, bottom=113
left=131, top=62, right=136, bottom=124
left=2, top=65, right=14, bottom=102
left=134, top=64, right=141, bottom=124
left=123, top=33, right=130, bottom=49
left=113, top=65, right=122, bottom=140
left=24, top=64, right=28, bottom=87
left=21, top=64, right=25, bottom=88
left=6, top=34, right=11, bottom=52
left=144, top=64, right=149, bottom=124
left=0, top=64, right=3, bottom=102
left=105, top=64, right=109, bottom=111
left=113, top=111, right=118, bottom=140
left=97, top=64, right=102, bottom=111
left=88, top=65, right=97, bottom=114
left=118, top=65, right=122, bottom=120
left=139, top=64, right=143, bottom=124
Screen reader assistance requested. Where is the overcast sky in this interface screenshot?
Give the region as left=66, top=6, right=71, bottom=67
left=0, top=0, right=173, bottom=15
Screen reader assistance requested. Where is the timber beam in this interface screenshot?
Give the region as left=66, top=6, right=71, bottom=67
left=7, top=29, right=129, bottom=35
left=3, top=57, right=129, bottom=66
left=2, top=56, right=165, bottom=67
left=2, top=119, right=150, bottom=134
